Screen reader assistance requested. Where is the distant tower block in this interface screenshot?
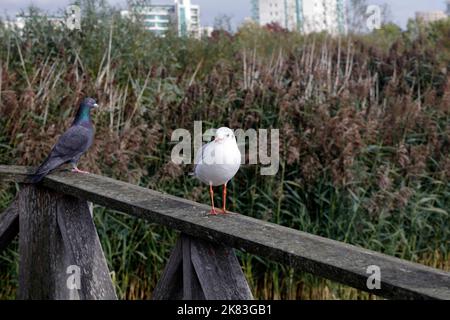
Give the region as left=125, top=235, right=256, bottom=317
left=121, top=0, right=202, bottom=38
left=416, top=10, right=448, bottom=24
left=251, top=0, right=347, bottom=35
left=251, top=0, right=260, bottom=23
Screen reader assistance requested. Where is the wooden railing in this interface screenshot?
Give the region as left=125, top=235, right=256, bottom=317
left=0, top=165, right=449, bottom=300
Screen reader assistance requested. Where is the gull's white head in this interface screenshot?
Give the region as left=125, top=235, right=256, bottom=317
left=214, top=127, right=235, bottom=144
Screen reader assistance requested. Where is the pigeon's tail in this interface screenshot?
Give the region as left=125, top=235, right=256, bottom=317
left=27, top=172, right=48, bottom=184
left=27, top=156, right=66, bottom=184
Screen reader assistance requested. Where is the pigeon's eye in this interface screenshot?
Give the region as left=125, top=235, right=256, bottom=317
left=227, top=134, right=230, bottom=137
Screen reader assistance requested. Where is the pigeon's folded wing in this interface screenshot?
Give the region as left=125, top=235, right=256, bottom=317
left=52, top=125, right=91, bottom=160
left=28, top=125, right=92, bottom=183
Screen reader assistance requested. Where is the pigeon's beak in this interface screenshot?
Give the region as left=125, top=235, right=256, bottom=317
left=93, top=103, right=99, bottom=109
left=215, top=136, right=224, bottom=143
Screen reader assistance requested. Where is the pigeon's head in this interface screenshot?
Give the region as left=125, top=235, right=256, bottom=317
left=81, top=97, right=99, bottom=109
left=215, top=127, right=235, bottom=144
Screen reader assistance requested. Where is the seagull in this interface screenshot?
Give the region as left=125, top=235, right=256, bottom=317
left=193, top=127, right=241, bottom=215
left=28, top=97, right=99, bottom=183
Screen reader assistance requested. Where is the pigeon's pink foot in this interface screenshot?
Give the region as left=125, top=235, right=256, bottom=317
left=208, top=208, right=218, bottom=215
left=220, top=209, right=228, bottom=214
left=71, top=167, right=89, bottom=174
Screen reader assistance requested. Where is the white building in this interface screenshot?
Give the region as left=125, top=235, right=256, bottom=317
left=200, top=26, right=214, bottom=37
left=4, top=14, right=65, bottom=30
left=3, top=17, right=26, bottom=30
left=175, top=0, right=201, bottom=37
left=121, top=4, right=175, bottom=37
left=121, top=0, right=202, bottom=38
left=251, top=0, right=347, bottom=35
left=415, top=11, right=448, bottom=24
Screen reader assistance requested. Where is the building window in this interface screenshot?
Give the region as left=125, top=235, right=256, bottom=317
left=157, top=22, right=169, bottom=28
left=145, top=21, right=157, bottom=28
left=179, top=7, right=187, bottom=36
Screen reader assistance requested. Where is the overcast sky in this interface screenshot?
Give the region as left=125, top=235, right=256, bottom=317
left=0, top=0, right=447, bottom=29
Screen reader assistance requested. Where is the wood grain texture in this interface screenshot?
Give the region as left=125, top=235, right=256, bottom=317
left=17, top=184, right=116, bottom=300
left=190, top=236, right=253, bottom=300
left=182, top=235, right=205, bottom=300
left=56, top=196, right=117, bottom=300
left=153, top=237, right=183, bottom=300
left=18, top=185, right=71, bottom=299
left=154, top=234, right=250, bottom=300
left=0, top=197, right=19, bottom=253
left=2, top=165, right=450, bottom=300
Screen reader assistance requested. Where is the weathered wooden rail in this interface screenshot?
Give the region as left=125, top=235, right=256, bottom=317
left=0, top=165, right=449, bottom=300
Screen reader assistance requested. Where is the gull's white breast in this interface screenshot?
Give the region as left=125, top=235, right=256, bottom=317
left=194, top=140, right=241, bottom=186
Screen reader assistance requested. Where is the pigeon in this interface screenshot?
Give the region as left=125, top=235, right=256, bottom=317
left=28, top=97, right=99, bottom=184
left=193, top=127, right=241, bottom=215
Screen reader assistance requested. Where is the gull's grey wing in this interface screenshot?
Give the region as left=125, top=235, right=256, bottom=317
left=192, top=142, right=212, bottom=175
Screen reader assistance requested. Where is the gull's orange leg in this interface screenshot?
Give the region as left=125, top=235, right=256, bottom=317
left=221, top=183, right=227, bottom=214
left=208, top=184, right=217, bottom=215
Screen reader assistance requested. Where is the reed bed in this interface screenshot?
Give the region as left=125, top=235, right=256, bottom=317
left=0, top=2, right=449, bottom=299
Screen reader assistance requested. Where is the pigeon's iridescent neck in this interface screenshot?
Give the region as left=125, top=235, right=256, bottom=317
left=73, top=104, right=92, bottom=126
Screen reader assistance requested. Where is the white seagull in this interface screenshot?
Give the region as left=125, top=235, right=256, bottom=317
left=194, top=127, right=241, bottom=215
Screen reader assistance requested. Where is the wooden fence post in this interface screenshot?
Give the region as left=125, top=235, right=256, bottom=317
left=181, top=234, right=205, bottom=300
left=18, top=185, right=117, bottom=300
left=152, top=237, right=183, bottom=300
left=0, top=197, right=19, bottom=253
left=153, top=233, right=253, bottom=300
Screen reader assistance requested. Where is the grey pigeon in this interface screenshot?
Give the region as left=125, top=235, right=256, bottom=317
left=28, top=97, right=98, bottom=183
